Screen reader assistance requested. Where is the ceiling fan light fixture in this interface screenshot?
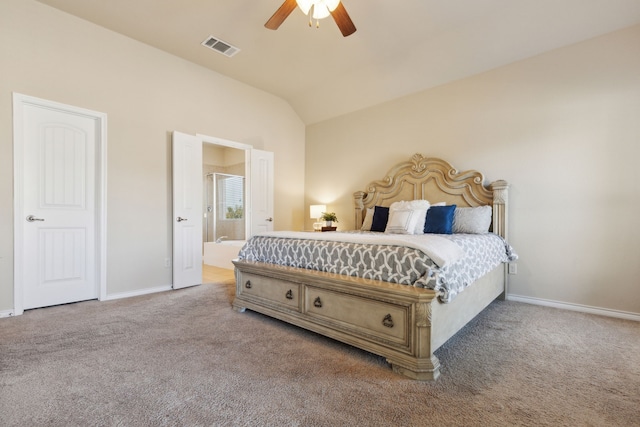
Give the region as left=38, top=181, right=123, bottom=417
left=296, top=0, right=313, bottom=15
left=325, top=0, right=340, bottom=12
left=266, top=0, right=355, bottom=37
left=312, top=4, right=331, bottom=20
left=296, top=0, right=340, bottom=18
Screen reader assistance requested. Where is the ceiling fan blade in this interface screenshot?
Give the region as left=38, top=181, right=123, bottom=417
left=330, top=2, right=357, bottom=37
left=265, top=0, right=298, bottom=30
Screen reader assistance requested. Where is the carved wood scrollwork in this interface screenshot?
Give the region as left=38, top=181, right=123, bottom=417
left=355, top=154, right=494, bottom=213
left=411, top=153, right=429, bottom=173
left=415, top=302, right=432, bottom=328
left=354, top=154, right=510, bottom=240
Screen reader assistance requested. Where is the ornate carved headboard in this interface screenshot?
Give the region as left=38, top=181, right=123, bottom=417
left=353, top=154, right=509, bottom=239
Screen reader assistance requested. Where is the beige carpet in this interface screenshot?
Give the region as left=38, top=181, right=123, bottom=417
left=1, top=276, right=638, bottom=426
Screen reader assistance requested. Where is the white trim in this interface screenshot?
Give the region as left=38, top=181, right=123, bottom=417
left=102, top=285, right=174, bottom=301
left=12, top=94, right=25, bottom=316
left=196, top=133, right=253, bottom=150
left=0, top=310, right=16, bottom=318
left=97, top=107, right=108, bottom=301
left=12, top=93, right=108, bottom=315
left=507, top=294, right=640, bottom=322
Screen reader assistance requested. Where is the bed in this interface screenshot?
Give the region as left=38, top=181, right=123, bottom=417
left=232, top=154, right=514, bottom=380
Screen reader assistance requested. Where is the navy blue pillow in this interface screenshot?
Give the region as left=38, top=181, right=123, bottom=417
left=370, top=206, right=390, bottom=232
left=424, top=205, right=457, bottom=234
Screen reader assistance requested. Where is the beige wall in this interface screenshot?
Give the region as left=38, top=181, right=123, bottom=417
left=0, top=0, right=305, bottom=311
left=306, top=25, right=640, bottom=315
left=3, top=1, right=638, bottom=317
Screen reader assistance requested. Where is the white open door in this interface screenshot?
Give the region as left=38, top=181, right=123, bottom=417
left=172, top=131, right=203, bottom=289
left=250, top=149, right=274, bottom=236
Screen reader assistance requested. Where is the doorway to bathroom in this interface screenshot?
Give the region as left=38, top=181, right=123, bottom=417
left=198, top=134, right=273, bottom=274
left=171, top=132, right=273, bottom=288
left=203, top=150, right=246, bottom=243
left=202, top=142, right=246, bottom=271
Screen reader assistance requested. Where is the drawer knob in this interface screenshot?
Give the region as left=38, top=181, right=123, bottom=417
left=285, top=289, right=293, bottom=300
left=313, top=297, right=322, bottom=308
left=245, top=280, right=252, bottom=289
left=382, top=314, right=394, bottom=328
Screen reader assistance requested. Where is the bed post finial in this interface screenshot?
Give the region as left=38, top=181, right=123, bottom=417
left=490, top=180, right=509, bottom=240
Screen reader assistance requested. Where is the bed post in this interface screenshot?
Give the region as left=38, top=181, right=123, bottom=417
left=353, top=191, right=365, bottom=229
left=490, top=180, right=509, bottom=241
left=490, top=180, right=509, bottom=299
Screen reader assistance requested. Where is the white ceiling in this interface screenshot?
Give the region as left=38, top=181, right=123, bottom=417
left=36, top=0, right=640, bottom=125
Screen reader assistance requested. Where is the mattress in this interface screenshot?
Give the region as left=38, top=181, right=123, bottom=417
left=238, top=231, right=517, bottom=302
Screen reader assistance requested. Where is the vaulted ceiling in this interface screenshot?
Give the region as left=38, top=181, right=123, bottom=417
left=36, top=0, right=640, bottom=124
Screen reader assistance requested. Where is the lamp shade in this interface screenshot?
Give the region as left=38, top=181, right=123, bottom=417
left=310, top=204, right=326, bottom=219
left=296, top=0, right=313, bottom=15
left=312, top=4, right=330, bottom=20
left=297, top=0, right=340, bottom=17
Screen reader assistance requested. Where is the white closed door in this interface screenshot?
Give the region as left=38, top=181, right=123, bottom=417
left=172, top=131, right=203, bottom=289
left=19, top=102, right=99, bottom=309
left=250, top=149, right=274, bottom=235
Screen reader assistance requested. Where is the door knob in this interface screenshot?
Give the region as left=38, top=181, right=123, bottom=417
left=26, top=215, right=44, bottom=222
left=176, top=217, right=188, bottom=222
left=265, top=217, right=273, bottom=222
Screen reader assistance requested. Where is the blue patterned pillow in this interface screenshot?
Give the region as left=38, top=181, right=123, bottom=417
left=370, top=206, right=390, bottom=232
left=424, top=205, right=456, bottom=234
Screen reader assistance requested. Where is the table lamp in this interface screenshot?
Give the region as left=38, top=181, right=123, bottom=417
left=310, top=204, right=326, bottom=231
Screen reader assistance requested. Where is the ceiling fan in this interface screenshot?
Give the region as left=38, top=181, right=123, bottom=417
left=265, top=0, right=357, bottom=37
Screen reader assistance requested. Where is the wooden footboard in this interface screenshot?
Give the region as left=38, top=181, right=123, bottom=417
left=232, top=260, right=505, bottom=380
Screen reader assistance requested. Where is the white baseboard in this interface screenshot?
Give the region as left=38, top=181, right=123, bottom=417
left=102, top=284, right=173, bottom=302
left=0, top=309, right=16, bottom=318
left=5, top=289, right=635, bottom=322
left=507, top=294, right=640, bottom=322
left=3, top=285, right=181, bottom=318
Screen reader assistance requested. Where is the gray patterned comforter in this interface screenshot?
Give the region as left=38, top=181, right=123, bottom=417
left=238, top=231, right=517, bottom=302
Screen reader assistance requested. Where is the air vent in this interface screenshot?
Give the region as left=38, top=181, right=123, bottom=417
left=201, top=36, right=240, bottom=58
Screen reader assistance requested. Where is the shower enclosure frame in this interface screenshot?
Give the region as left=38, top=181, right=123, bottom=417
left=204, top=172, right=245, bottom=243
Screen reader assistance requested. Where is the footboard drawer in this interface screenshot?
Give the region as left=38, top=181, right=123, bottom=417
left=304, top=287, right=409, bottom=346
left=237, top=272, right=301, bottom=311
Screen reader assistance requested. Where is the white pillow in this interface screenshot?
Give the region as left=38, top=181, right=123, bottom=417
left=385, top=209, right=419, bottom=234
left=389, top=200, right=430, bottom=210
left=360, top=207, right=374, bottom=231
left=453, top=206, right=492, bottom=234
left=389, top=200, right=430, bottom=234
